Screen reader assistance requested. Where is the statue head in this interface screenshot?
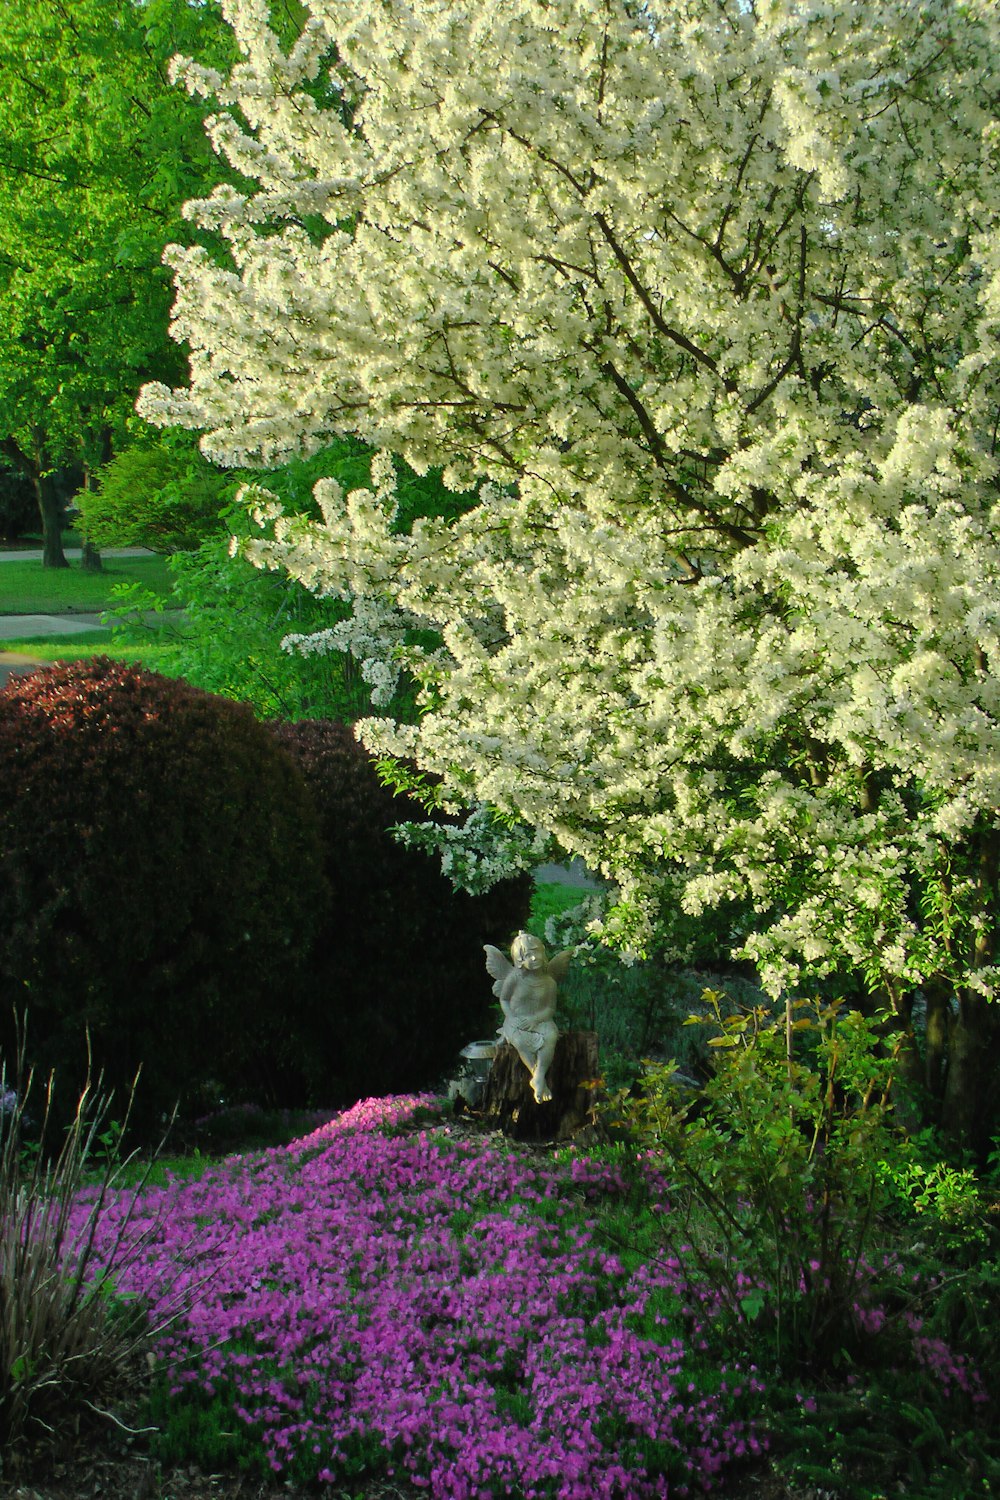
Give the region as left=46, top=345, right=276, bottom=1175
left=510, top=931, right=547, bottom=971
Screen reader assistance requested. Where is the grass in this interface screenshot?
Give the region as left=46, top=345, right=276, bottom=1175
left=0, top=633, right=189, bottom=672
left=524, top=880, right=590, bottom=938
left=0, top=555, right=177, bottom=616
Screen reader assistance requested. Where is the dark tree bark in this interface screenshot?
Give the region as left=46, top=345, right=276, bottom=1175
left=941, top=994, right=998, bottom=1159
left=0, top=434, right=68, bottom=568
left=480, top=1030, right=600, bottom=1141
left=941, top=828, right=1000, bottom=1157
left=79, top=435, right=109, bottom=573
left=34, top=467, right=69, bottom=569
left=923, top=983, right=951, bottom=1104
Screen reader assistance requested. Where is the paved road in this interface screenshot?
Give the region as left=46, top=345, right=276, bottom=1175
left=0, top=547, right=154, bottom=563
left=0, top=612, right=109, bottom=640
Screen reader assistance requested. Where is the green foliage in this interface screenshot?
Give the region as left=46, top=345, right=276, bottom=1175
left=877, top=1151, right=989, bottom=1251
left=82, top=431, right=440, bottom=557
left=766, top=1378, right=1000, bottom=1500
left=0, top=0, right=238, bottom=550
left=107, top=536, right=366, bottom=723
left=0, top=657, right=329, bottom=1135
left=79, top=436, right=236, bottom=553
left=531, top=889, right=676, bottom=1060
left=526, top=881, right=768, bottom=1092
left=268, top=718, right=532, bottom=1104
left=610, top=992, right=909, bottom=1372
left=144, top=1380, right=266, bottom=1478
left=101, top=437, right=467, bottom=722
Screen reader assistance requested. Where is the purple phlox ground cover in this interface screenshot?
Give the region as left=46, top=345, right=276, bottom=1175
left=68, top=1094, right=767, bottom=1499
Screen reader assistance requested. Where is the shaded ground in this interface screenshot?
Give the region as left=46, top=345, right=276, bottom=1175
left=0, top=1439, right=421, bottom=1500
left=0, top=1428, right=808, bottom=1500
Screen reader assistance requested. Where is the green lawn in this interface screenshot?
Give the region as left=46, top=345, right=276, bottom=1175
left=0, top=634, right=189, bottom=672
left=0, top=554, right=177, bottom=614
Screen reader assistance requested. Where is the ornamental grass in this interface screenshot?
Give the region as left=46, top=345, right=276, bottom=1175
left=0, top=1045, right=195, bottom=1459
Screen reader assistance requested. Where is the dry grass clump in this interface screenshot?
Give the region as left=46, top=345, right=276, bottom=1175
left=0, top=1038, right=182, bottom=1465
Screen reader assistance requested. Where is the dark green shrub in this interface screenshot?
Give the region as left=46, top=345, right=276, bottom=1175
left=0, top=658, right=328, bottom=1132
left=269, top=719, right=531, bottom=1104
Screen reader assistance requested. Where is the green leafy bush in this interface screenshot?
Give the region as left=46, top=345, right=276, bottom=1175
left=877, top=1149, right=989, bottom=1251
left=269, top=719, right=531, bottom=1103
left=611, top=992, right=914, bottom=1372
left=0, top=658, right=328, bottom=1132
left=80, top=436, right=236, bottom=552
left=104, top=437, right=478, bottom=723
left=109, top=528, right=371, bottom=722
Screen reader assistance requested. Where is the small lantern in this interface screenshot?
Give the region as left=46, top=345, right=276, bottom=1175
left=450, top=1039, right=498, bottom=1106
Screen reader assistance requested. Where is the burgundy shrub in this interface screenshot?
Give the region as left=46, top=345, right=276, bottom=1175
left=269, top=719, right=531, bottom=1105
left=0, top=658, right=327, bottom=1130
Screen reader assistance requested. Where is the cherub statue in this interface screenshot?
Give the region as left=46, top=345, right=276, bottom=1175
left=483, top=932, right=573, bottom=1103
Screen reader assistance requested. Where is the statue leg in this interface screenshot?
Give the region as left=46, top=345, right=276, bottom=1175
left=529, top=1032, right=557, bottom=1103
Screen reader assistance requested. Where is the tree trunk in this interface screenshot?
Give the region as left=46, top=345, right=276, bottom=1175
left=941, top=993, right=995, bottom=1159
left=0, top=433, right=68, bottom=567
left=79, top=445, right=105, bottom=572
left=480, top=1030, right=600, bottom=1141
left=31, top=448, right=68, bottom=568
left=924, top=983, right=951, bottom=1106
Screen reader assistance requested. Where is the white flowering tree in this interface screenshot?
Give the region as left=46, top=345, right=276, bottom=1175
left=141, top=0, right=1000, bottom=1150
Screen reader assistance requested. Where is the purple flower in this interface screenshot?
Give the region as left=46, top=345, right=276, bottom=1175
left=66, top=1095, right=767, bottom=1495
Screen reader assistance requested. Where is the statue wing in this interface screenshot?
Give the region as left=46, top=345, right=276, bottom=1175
left=547, top=949, right=574, bottom=982
left=483, top=943, right=514, bottom=999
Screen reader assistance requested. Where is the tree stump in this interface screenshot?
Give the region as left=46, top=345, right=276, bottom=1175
left=480, top=1030, right=600, bottom=1140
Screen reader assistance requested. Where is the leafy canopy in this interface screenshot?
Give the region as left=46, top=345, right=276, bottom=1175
left=0, top=0, right=235, bottom=475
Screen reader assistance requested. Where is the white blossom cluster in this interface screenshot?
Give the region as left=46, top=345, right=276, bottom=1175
left=391, top=805, right=551, bottom=897
left=141, top=0, right=1000, bottom=1009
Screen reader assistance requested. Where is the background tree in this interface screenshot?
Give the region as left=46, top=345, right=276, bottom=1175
left=141, top=0, right=1000, bottom=1151
left=0, top=0, right=234, bottom=565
